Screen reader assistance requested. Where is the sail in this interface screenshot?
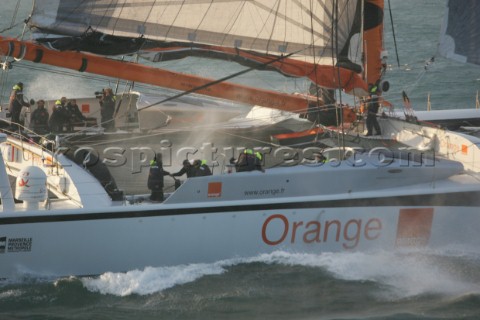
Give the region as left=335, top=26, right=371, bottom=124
left=363, top=0, right=386, bottom=86
left=439, top=0, right=480, bottom=65
left=29, top=0, right=363, bottom=70
left=22, top=0, right=379, bottom=95
left=0, top=0, right=397, bottom=108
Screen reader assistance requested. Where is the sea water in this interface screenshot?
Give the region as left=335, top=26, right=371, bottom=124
left=1, top=1, right=480, bottom=319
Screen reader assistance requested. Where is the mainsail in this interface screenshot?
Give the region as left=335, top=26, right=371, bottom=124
left=439, top=0, right=480, bottom=65
left=30, top=0, right=360, bottom=65
left=1, top=1, right=388, bottom=109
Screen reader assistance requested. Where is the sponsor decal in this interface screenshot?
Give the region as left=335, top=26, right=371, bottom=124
left=244, top=187, right=285, bottom=197
left=395, top=208, right=434, bottom=247
left=18, top=178, right=30, bottom=187
left=0, top=237, right=6, bottom=253
left=0, top=237, right=33, bottom=253
left=208, top=182, right=222, bottom=198
left=261, top=214, right=382, bottom=249
left=462, top=144, right=468, bottom=155
left=81, top=104, right=90, bottom=113
left=18, top=171, right=30, bottom=187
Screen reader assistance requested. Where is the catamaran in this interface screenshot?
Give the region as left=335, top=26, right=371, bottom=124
left=0, top=0, right=480, bottom=279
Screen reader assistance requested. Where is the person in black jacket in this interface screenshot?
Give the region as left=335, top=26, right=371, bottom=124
left=30, top=99, right=49, bottom=134
left=171, top=160, right=195, bottom=178
left=49, top=100, right=67, bottom=133
left=192, top=159, right=212, bottom=176
left=9, top=90, right=29, bottom=131
left=232, top=149, right=263, bottom=172
left=65, top=99, right=87, bottom=131
left=147, top=154, right=170, bottom=201
left=99, top=88, right=116, bottom=131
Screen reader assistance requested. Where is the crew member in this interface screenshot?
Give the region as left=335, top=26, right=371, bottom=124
left=171, top=159, right=195, bottom=178
left=232, top=149, right=263, bottom=172
left=49, top=100, right=66, bottom=133
left=192, top=159, right=212, bottom=176
left=65, top=99, right=87, bottom=131
left=9, top=90, right=29, bottom=131
left=9, top=82, right=23, bottom=107
left=100, top=88, right=116, bottom=131
left=365, top=85, right=382, bottom=136
left=30, top=99, right=49, bottom=134
left=147, top=154, right=170, bottom=201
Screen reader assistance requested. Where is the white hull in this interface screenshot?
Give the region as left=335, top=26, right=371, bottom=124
left=1, top=127, right=480, bottom=279
left=1, top=0, right=479, bottom=285
left=1, top=201, right=480, bottom=279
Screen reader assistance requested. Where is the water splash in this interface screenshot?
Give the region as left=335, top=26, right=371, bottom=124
left=81, top=249, right=480, bottom=298
left=82, top=263, right=227, bottom=296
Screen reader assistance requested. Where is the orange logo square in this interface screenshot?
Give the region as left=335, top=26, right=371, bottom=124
left=81, top=104, right=90, bottom=113
left=396, top=208, right=434, bottom=247
left=208, top=182, right=222, bottom=198
left=461, top=144, right=468, bottom=155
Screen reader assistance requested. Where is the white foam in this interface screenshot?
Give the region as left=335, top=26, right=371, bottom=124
left=295, top=250, right=480, bottom=299
left=0, top=289, right=23, bottom=300
left=82, top=263, right=227, bottom=296
left=81, top=250, right=480, bottom=298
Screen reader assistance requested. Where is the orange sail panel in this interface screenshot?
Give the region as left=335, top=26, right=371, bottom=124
left=364, top=0, right=386, bottom=86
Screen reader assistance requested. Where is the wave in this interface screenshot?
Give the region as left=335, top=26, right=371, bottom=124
left=80, top=249, right=480, bottom=298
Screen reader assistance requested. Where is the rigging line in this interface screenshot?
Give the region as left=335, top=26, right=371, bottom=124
left=387, top=0, right=400, bottom=67
left=0, top=21, right=23, bottom=35
left=265, top=0, right=281, bottom=54
left=220, top=0, right=245, bottom=44
left=0, top=3, right=28, bottom=41
left=334, top=0, right=346, bottom=152
left=139, top=48, right=305, bottom=112
left=111, top=0, right=129, bottom=36
left=9, top=0, right=21, bottom=31
left=401, top=56, right=435, bottom=93
left=165, top=0, right=186, bottom=40
left=308, top=0, right=322, bottom=126
left=193, top=0, right=212, bottom=35
left=94, top=0, right=117, bottom=34
left=329, top=0, right=341, bottom=149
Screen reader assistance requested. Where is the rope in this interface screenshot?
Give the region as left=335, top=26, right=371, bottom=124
left=387, top=0, right=401, bottom=67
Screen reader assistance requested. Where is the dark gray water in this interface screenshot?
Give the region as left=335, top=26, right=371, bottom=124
left=1, top=1, right=480, bottom=319
left=2, top=250, right=480, bottom=320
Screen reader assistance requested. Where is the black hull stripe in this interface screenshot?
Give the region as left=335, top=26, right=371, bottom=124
left=0, top=191, right=479, bottom=225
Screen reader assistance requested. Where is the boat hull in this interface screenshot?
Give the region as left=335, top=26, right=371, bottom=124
left=1, top=201, right=479, bottom=279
